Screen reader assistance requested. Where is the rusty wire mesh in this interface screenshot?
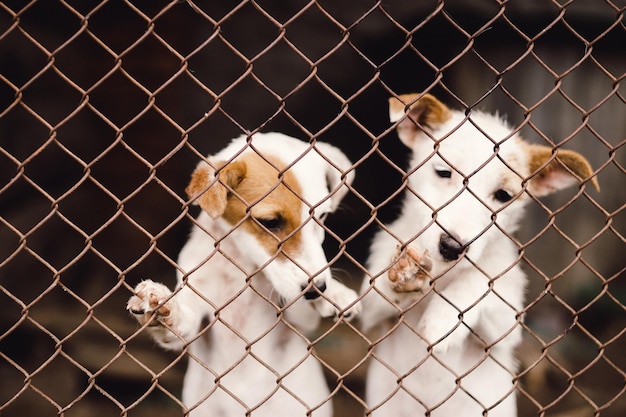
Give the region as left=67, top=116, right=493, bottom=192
left=0, top=0, right=625, bottom=416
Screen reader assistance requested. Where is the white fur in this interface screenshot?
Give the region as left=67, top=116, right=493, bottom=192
left=128, top=132, right=361, bottom=416
left=360, top=96, right=595, bottom=417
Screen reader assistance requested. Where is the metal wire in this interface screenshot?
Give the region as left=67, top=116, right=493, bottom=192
left=0, top=1, right=624, bottom=416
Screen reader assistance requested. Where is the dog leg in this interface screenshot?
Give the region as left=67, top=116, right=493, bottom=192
left=415, top=274, right=492, bottom=354
left=386, top=247, right=476, bottom=354
left=312, top=278, right=362, bottom=321
left=359, top=244, right=432, bottom=330
left=415, top=296, right=469, bottom=354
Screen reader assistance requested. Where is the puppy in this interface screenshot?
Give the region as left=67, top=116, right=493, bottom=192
left=360, top=93, right=599, bottom=416
left=127, top=132, right=361, bottom=416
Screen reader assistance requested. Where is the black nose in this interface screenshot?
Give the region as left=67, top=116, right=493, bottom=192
left=439, top=233, right=465, bottom=261
left=302, top=281, right=327, bottom=300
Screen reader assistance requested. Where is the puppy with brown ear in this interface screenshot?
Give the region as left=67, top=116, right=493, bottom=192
left=127, top=132, right=360, bottom=417
left=360, top=93, right=598, bottom=417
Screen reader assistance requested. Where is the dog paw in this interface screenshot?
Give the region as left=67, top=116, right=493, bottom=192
left=313, top=282, right=362, bottom=321
left=388, top=246, right=432, bottom=293
left=127, top=280, right=177, bottom=328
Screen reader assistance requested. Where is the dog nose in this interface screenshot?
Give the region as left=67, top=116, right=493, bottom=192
left=302, top=281, right=327, bottom=300
left=439, top=233, right=465, bottom=261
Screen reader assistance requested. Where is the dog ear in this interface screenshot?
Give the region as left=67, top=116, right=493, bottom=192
left=526, top=145, right=600, bottom=197
left=186, top=160, right=247, bottom=218
left=389, top=93, right=452, bottom=147
left=315, top=142, right=355, bottom=212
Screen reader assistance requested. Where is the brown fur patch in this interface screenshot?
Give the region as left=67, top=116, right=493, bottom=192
left=389, top=93, right=452, bottom=147
left=186, top=161, right=247, bottom=219
left=527, top=144, right=600, bottom=192
left=389, top=93, right=452, bottom=129
left=218, top=153, right=304, bottom=257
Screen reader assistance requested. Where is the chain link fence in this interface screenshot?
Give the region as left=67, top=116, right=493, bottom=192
left=0, top=0, right=624, bottom=416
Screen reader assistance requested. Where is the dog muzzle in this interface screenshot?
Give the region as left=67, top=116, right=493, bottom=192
left=302, top=281, right=327, bottom=300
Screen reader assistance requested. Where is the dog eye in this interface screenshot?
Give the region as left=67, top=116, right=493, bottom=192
left=435, top=168, right=452, bottom=178
left=494, top=189, right=514, bottom=203
left=256, top=216, right=283, bottom=232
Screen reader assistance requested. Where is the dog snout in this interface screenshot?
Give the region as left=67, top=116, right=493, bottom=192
left=302, top=281, right=327, bottom=300
left=439, top=233, right=466, bottom=261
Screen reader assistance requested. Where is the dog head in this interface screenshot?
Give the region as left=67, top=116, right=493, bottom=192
left=185, top=132, right=354, bottom=302
left=389, top=93, right=599, bottom=267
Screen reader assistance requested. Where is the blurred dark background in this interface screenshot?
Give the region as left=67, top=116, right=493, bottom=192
left=0, top=0, right=624, bottom=416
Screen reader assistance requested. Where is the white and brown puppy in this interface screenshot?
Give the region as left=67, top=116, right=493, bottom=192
left=127, top=132, right=361, bottom=417
left=360, top=93, right=599, bottom=417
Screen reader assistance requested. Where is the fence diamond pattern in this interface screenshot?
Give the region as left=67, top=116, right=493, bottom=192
left=0, top=1, right=624, bottom=416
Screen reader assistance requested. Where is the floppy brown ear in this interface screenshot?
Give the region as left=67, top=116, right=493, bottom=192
left=526, top=145, right=600, bottom=197
left=389, top=93, right=452, bottom=147
left=185, top=160, right=247, bottom=219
